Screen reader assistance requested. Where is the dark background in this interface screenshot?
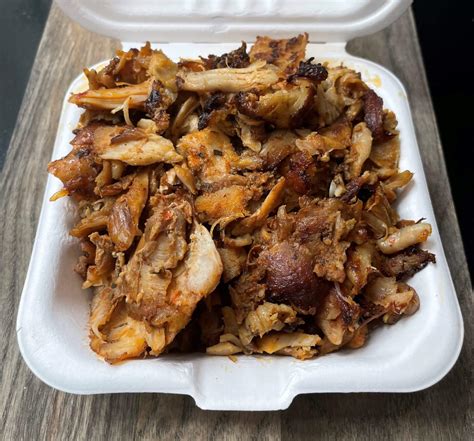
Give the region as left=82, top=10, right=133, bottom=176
left=0, top=1, right=472, bottom=277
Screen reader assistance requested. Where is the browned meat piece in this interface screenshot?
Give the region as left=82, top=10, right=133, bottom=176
left=86, top=42, right=156, bottom=88
left=69, top=198, right=115, bottom=238
left=69, top=81, right=151, bottom=111
left=90, top=298, right=166, bottom=363
left=294, top=199, right=359, bottom=282
left=144, top=80, right=177, bottom=132
left=344, top=243, right=375, bottom=296
left=281, top=150, right=317, bottom=195
left=363, top=89, right=384, bottom=142
left=177, top=128, right=236, bottom=187
left=238, top=302, right=301, bottom=346
left=218, top=247, right=247, bottom=282
left=98, top=173, right=136, bottom=197
left=48, top=125, right=101, bottom=200
left=107, top=170, right=149, bottom=251
left=340, top=171, right=376, bottom=203
left=377, top=223, right=432, bottom=254
left=236, top=79, right=314, bottom=129
left=84, top=43, right=155, bottom=90
left=263, top=241, right=332, bottom=314
left=260, top=130, right=298, bottom=168
left=344, top=122, right=373, bottom=180
left=231, top=178, right=286, bottom=235
left=75, top=240, right=96, bottom=279
left=230, top=265, right=267, bottom=324
left=198, top=92, right=227, bottom=130
left=288, top=57, right=328, bottom=83
left=376, top=246, right=436, bottom=280
left=369, top=134, right=400, bottom=178
left=177, top=128, right=264, bottom=190
left=295, top=116, right=352, bottom=158
left=144, top=82, right=162, bottom=116
left=249, top=33, right=308, bottom=74
left=84, top=63, right=118, bottom=90
left=235, top=114, right=267, bottom=152
left=94, top=124, right=182, bottom=166
left=83, top=233, right=116, bottom=288
left=203, top=42, right=250, bottom=69
left=121, top=195, right=192, bottom=321
left=312, top=66, right=368, bottom=127
left=94, top=194, right=224, bottom=360
left=194, top=185, right=253, bottom=223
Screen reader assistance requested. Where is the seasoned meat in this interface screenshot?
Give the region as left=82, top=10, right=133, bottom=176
left=363, top=89, right=384, bottom=142
left=249, top=33, right=308, bottom=74
left=69, top=81, right=151, bottom=111
left=260, top=130, right=298, bottom=168
left=377, top=246, right=436, bottom=279
left=239, top=302, right=300, bottom=345
left=177, top=61, right=279, bottom=93
left=293, top=199, right=358, bottom=282
left=231, top=178, right=286, bottom=235
left=218, top=247, right=247, bottom=282
left=295, top=117, right=352, bottom=158
left=288, top=57, right=328, bottom=83
left=344, top=122, right=373, bottom=180
left=282, top=150, right=317, bottom=195
left=107, top=170, right=149, bottom=251
left=83, top=233, right=115, bottom=288
left=48, top=125, right=101, bottom=200
left=204, top=42, right=250, bottom=69
left=230, top=266, right=267, bottom=324
left=48, top=37, right=435, bottom=363
left=195, top=185, right=253, bottom=223
left=236, top=79, right=315, bottom=129
left=316, top=288, right=360, bottom=346
left=69, top=198, right=115, bottom=238
left=94, top=125, right=182, bottom=165
left=263, top=241, right=331, bottom=313
left=198, top=92, right=227, bottom=130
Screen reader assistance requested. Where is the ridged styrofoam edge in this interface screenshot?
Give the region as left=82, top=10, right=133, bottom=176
left=55, top=0, right=412, bottom=43
left=17, top=43, right=463, bottom=410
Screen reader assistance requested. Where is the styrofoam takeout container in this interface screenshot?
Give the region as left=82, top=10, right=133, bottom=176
left=17, top=0, right=464, bottom=410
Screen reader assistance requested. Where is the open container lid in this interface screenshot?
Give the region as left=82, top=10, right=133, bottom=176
left=56, top=0, right=411, bottom=43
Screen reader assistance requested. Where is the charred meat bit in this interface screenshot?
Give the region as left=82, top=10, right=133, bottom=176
left=341, top=174, right=373, bottom=203
left=198, top=92, right=227, bottom=130
left=288, top=57, right=328, bottom=83
left=363, top=89, right=384, bottom=142
left=144, top=85, right=161, bottom=116
left=47, top=125, right=101, bottom=200
left=377, top=246, right=436, bottom=280
left=236, top=80, right=315, bottom=129
left=204, top=42, right=250, bottom=69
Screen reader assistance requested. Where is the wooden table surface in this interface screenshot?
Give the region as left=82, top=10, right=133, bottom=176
left=1, top=4, right=472, bottom=440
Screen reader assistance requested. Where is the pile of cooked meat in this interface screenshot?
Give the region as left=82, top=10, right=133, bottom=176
left=48, top=33, right=435, bottom=363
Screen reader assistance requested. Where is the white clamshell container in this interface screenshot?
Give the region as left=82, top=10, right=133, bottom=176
left=17, top=0, right=464, bottom=410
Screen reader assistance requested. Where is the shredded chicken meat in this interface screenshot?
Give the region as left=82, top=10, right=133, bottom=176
left=49, top=35, right=435, bottom=363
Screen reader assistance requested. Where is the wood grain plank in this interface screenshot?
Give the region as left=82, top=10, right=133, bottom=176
left=0, top=4, right=471, bottom=441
